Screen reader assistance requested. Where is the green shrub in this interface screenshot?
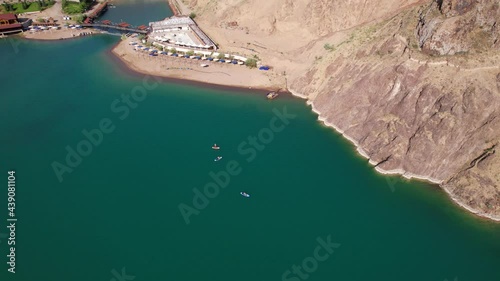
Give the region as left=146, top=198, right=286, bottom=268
left=62, top=0, right=90, bottom=14
left=3, top=2, right=13, bottom=11
left=245, top=58, right=257, bottom=68
left=74, top=14, right=85, bottom=23
left=189, top=12, right=196, bottom=19
left=323, top=43, right=335, bottom=51
left=63, top=3, right=84, bottom=14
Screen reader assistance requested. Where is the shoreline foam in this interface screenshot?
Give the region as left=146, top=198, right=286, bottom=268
left=290, top=88, right=500, bottom=222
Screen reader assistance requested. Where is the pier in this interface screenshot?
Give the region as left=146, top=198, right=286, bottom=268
left=81, top=22, right=149, bottom=34
left=82, top=1, right=149, bottom=34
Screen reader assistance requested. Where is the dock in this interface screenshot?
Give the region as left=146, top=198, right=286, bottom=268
left=81, top=23, right=149, bottom=34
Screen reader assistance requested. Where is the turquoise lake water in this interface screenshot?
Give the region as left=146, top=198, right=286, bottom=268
left=0, top=2, right=499, bottom=281
left=100, top=0, right=173, bottom=26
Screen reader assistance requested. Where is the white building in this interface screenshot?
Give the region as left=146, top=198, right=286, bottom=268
left=149, top=16, right=217, bottom=50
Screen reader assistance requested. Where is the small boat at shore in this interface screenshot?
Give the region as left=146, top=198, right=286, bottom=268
left=240, top=192, right=250, bottom=198
left=214, top=156, right=222, bottom=162
left=212, top=144, right=220, bottom=150
left=267, top=92, right=279, bottom=100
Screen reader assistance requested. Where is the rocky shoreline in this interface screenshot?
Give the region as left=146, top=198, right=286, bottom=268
left=289, top=88, right=500, bottom=222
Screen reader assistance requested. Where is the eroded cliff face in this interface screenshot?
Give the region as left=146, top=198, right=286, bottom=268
left=185, top=0, right=424, bottom=36
left=416, top=0, right=500, bottom=55
left=186, top=0, right=500, bottom=220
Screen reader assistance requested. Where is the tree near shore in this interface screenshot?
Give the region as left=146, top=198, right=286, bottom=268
left=21, top=0, right=29, bottom=10
left=186, top=50, right=194, bottom=56
left=217, top=53, right=225, bottom=60
left=2, top=2, right=13, bottom=11
left=170, top=48, right=177, bottom=54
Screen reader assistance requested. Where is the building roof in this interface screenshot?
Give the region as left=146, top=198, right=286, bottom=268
left=0, top=23, right=22, bottom=30
left=0, top=13, right=17, bottom=21
left=149, top=16, right=194, bottom=29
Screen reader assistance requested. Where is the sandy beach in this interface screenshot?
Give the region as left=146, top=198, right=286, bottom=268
left=21, top=28, right=99, bottom=40
left=112, top=36, right=286, bottom=90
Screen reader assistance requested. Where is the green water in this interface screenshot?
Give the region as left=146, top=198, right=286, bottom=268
left=1, top=15, right=500, bottom=281
left=100, top=0, right=173, bottom=26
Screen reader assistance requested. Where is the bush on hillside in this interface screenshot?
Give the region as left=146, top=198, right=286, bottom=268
left=245, top=58, right=257, bottom=68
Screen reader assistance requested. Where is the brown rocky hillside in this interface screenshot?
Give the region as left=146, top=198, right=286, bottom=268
left=184, top=0, right=500, bottom=220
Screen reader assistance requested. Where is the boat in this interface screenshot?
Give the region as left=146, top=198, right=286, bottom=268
left=214, top=156, right=222, bottom=162
left=212, top=144, right=220, bottom=150
left=267, top=92, right=279, bottom=100
left=200, top=64, right=209, bottom=67
left=240, top=192, right=250, bottom=198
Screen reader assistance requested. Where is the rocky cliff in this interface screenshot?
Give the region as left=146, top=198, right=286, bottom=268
left=185, top=0, right=500, bottom=220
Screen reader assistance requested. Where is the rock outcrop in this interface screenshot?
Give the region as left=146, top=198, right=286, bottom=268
left=416, top=0, right=500, bottom=55
left=185, top=0, right=500, bottom=220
